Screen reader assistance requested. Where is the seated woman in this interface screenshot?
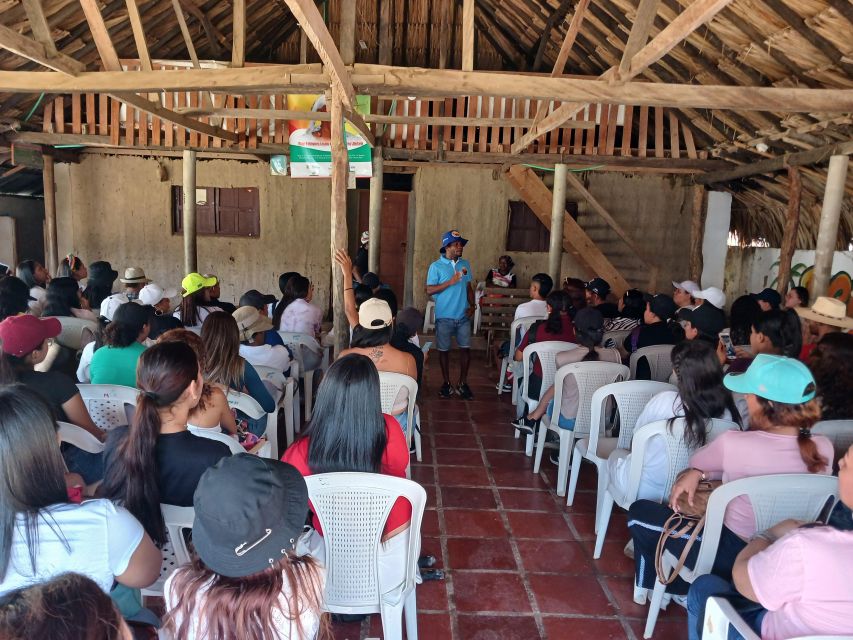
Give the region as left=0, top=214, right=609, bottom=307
left=233, top=305, right=291, bottom=374
left=0, top=314, right=105, bottom=484
left=274, top=275, right=324, bottom=372
left=15, top=259, right=49, bottom=316
left=513, top=307, right=620, bottom=435
left=628, top=355, right=833, bottom=602
left=604, top=288, right=645, bottom=333
left=89, top=302, right=152, bottom=388
left=101, top=342, right=232, bottom=545
left=0, top=277, right=31, bottom=322
left=784, top=285, right=809, bottom=310
left=808, top=332, right=853, bottom=422
left=484, top=255, right=516, bottom=288
left=165, top=455, right=326, bottom=640
left=201, top=311, right=275, bottom=437
left=725, top=295, right=762, bottom=354
left=82, top=260, right=119, bottom=312
left=722, top=308, right=802, bottom=374
left=283, top=354, right=414, bottom=592
left=173, top=273, right=222, bottom=328
left=42, top=276, right=99, bottom=323
left=0, top=385, right=160, bottom=599
left=138, top=282, right=183, bottom=340
left=606, top=340, right=741, bottom=503
left=686, top=442, right=853, bottom=640
left=55, top=253, right=87, bottom=286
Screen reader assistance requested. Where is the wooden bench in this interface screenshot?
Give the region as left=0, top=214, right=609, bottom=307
left=477, top=286, right=532, bottom=363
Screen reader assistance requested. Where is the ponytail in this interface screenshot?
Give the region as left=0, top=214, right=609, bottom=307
left=544, top=291, right=571, bottom=334
left=751, top=396, right=827, bottom=473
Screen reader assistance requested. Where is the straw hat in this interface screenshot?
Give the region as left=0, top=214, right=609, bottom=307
left=795, top=296, right=853, bottom=330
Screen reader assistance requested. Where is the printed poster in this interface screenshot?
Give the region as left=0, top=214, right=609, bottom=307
left=286, top=94, right=372, bottom=178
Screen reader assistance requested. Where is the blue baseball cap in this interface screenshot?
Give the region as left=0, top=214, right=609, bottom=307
left=440, top=230, right=468, bottom=252
left=723, top=353, right=816, bottom=404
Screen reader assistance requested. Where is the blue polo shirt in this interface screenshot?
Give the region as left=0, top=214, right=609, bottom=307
left=427, top=256, right=472, bottom=320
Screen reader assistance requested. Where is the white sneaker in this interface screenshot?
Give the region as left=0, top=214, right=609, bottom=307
left=623, top=539, right=635, bottom=559
left=633, top=583, right=649, bottom=606
left=671, top=594, right=688, bottom=609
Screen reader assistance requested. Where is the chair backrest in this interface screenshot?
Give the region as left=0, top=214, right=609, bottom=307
left=629, top=344, right=675, bottom=382
left=509, top=315, right=547, bottom=350
left=603, top=328, right=632, bottom=349
left=161, top=504, right=195, bottom=567
left=520, top=341, right=576, bottom=403
left=694, top=474, right=839, bottom=579
left=226, top=390, right=277, bottom=458
left=377, top=371, right=418, bottom=449
left=76, top=383, right=138, bottom=431
left=305, top=473, right=426, bottom=609
left=812, top=420, right=853, bottom=464
left=590, top=380, right=676, bottom=452
left=277, top=331, right=322, bottom=361
left=552, top=361, right=629, bottom=436
left=55, top=317, right=98, bottom=350
left=188, top=426, right=245, bottom=455
left=57, top=420, right=105, bottom=454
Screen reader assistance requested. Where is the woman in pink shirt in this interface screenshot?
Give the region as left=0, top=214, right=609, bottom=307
left=627, top=354, right=833, bottom=603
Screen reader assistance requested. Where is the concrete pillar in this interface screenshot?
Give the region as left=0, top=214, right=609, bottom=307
left=42, top=154, right=58, bottom=275
left=548, top=163, right=567, bottom=286
left=812, top=155, right=849, bottom=298
left=182, top=150, right=197, bottom=274
left=368, top=147, right=383, bottom=274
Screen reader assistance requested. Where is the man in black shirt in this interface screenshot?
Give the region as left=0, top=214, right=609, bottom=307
left=353, top=231, right=369, bottom=284
left=390, top=307, right=425, bottom=388
left=585, top=277, right=619, bottom=318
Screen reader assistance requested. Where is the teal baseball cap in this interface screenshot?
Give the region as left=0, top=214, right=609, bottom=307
left=723, top=353, right=816, bottom=404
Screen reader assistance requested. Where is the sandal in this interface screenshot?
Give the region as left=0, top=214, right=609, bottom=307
left=420, top=568, right=445, bottom=581
left=418, top=554, right=437, bottom=569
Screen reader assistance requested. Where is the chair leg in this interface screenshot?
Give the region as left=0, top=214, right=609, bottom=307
left=532, top=423, right=548, bottom=473
left=643, top=580, right=667, bottom=638
left=525, top=433, right=534, bottom=457
left=556, top=431, right=573, bottom=497
left=380, top=600, right=405, bottom=640
left=593, top=463, right=608, bottom=534
left=593, top=492, right=614, bottom=559
left=283, top=384, right=294, bottom=448
left=303, top=372, right=313, bottom=420
left=497, top=358, right=508, bottom=395
left=403, top=588, right=418, bottom=640
left=566, top=443, right=583, bottom=506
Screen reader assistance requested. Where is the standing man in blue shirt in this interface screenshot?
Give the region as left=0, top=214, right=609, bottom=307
left=426, top=230, right=476, bottom=399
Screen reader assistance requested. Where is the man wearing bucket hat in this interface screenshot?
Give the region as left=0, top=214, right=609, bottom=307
left=99, top=267, right=150, bottom=322
left=233, top=305, right=291, bottom=373
left=426, top=230, right=475, bottom=399
left=795, top=295, right=853, bottom=360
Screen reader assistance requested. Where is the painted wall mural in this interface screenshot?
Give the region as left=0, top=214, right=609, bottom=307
left=770, top=260, right=853, bottom=315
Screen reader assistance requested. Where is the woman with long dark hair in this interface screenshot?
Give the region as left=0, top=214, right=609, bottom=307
left=0, top=277, right=31, bottom=322
left=727, top=294, right=762, bottom=348
left=605, top=288, right=645, bottom=332
left=165, top=456, right=328, bottom=640
left=275, top=278, right=323, bottom=368
left=55, top=253, right=87, bottom=283
left=82, top=261, right=119, bottom=311
left=0, top=385, right=160, bottom=598
left=89, top=302, right=151, bottom=387
left=42, top=277, right=97, bottom=321
left=808, top=332, right=853, bottom=421
left=725, top=308, right=802, bottom=373
left=15, top=259, right=49, bottom=315
left=606, top=339, right=741, bottom=502
left=101, top=342, right=231, bottom=545
left=174, top=273, right=222, bottom=328
left=628, top=355, right=833, bottom=603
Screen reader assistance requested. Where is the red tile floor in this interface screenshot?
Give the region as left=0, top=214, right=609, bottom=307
left=333, top=354, right=688, bottom=640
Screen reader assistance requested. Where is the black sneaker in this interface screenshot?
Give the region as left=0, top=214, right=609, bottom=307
left=457, top=383, right=474, bottom=400
left=512, top=417, right=535, bottom=435
left=438, top=382, right=455, bottom=399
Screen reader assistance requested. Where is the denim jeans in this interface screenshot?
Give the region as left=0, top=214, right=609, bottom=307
left=687, top=574, right=765, bottom=640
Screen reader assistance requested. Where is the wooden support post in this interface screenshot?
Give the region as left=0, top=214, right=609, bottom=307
left=232, top=0, right=245, bottom=67
left=438, top=0, right=449, bottom=69
left=299, top=29, right=308, bottom=64
left=549, top=164, right=567, bottom=286
left=368, top=146, right=383, bottom=274
left=404, top=185, right=417, bottom=308
left=462, top=0, right=474, bottom=71
left=339, top=0, right=356, bottom=66
left=811, top=155, right=849, bottom=299
left=776, top=166, right=802, bottom=295
left=378, top=0, right=393, bottom=65
left=42, top=154, right=58, bottom=275
left=182, top=149, right=197, bottom=274
left=330, top=89, right=350, bottom=356
left=689, top=184, right=706, bottom=283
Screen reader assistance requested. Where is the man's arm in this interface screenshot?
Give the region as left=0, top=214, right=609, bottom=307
left=465, top=282, right=475, bottom=318
left=425, top=270, right=462, bottom=296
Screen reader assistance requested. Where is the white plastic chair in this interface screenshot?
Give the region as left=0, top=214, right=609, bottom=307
left=76, top=383, right=138, bottom=431
left=305, top=473, right=426, bottom=640
left=518, top=341, right=577, bottom=455
left=253, top=363, right=299, bottom=448
left=602, top=328, right=632, bottom=350
left=532, top=361, right=629, bottom=496
left=812, top=419, right=853, bottom=465
left=497, top=315, right=545, bottom=400
left=629, top=344, right=675, bottom=382
left=188, top=426, right=246, bottom=455
left=566, top=380, right=675, bottom=529
left=423, top=300, right=435, bottom=333
left=595, top=417, right=738, bottom=560
left=55, top=316, right=98, bottom=350
left=141, top=504, right=195, bottom=597
left=378, top=371, right=420, bottom=465
left=473, top=281, right=486, bottom=334
left=57, top=420, right=105, bottom=454
left=278, top=331, right=330, bottom=420
left=646, top=473, right=839, bottom=638
left=226, top=390, right=277, bottom=459
left=701, top=596, right=853, bottom=640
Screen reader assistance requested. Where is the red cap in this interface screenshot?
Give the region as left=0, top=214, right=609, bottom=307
left=0, top=315, right=61, bottom=357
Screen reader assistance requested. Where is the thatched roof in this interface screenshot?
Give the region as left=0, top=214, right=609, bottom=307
left=0, top=0, right=851, bottom=246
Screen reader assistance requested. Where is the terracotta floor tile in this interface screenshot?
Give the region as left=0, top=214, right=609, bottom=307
left=441, top=486, right=497, bottom=510
left=498, top=488, right=560, bottom=512
left=446, top=536, right=518, bottom=570
left=436, top=465, right=491, bottom=487
left=414, top=446, right=434, bottom=464
left=330, top=618, right=363, bottom=640
left=626, top=617, right=688, bottom=640
left=420, top=536, right=444, bottom=568
left=542, top=616, right=627, bottom=639
left=565, top=489, right=599, bottom=514
left=421, top=509, right=441, bottom=537
left=430, top=420, right=476, bottom=434
left=443, top=508, right=508, bottom=538
left=515, top=539, right=594, bottom=574
left=423, top=484, right=437, bottom=508
left=414, top=612, right=452, bottom=640
left=588, top=540, right=635, bottom=577
left=570, top=512, right=627, bottom=541
left=434, top=448, right=485, bottom=466
left=452, top=572, right=532, bottom=613
left=426, top=408, right=471, bottom=421
left=505, top=511, right=574, bottom=540
left=456, top=614, right=541, bottom=640
left=491, top=468, right=550, bottom=489
left=486, top=450, right=536, bottom=471
left=431, top=433, right=479, bottom=449
left=410, top=465, right=437, bottom=486
left=479, top=435, right=527, bottom=451
left=415, top=578, right=449, bottom=611
left=605, top=577, right=687, bottom=619
left=528, top=574, right=614, bottom=615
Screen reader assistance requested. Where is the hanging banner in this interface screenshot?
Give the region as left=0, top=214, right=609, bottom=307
left=286, top=94, right=372, bottom=178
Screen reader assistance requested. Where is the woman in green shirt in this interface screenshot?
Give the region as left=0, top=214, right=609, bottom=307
left=89, top=302, right=152, bottom=388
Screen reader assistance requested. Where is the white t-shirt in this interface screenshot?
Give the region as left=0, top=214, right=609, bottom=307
left=173, top=305, right=222, bottom=328
left=280, top=298, right=323, bottom=337
left=239, top=344, right=291, bottom=373
left=0, top=499, right=145, bottom=597
left=28, top=286, right=47, bottom=316
left=514, top=299, right=547, bottom=323
left=164, top=565, right=325, bottom=640
left=77, top=340, right=96, bottom=382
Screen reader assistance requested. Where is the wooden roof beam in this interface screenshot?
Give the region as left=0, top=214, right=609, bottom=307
left=531, top=0, right=573, bottom=71
left=0, top=23, right=86, bottom=74
left=618, top=0, right=659, bottom=77
left=170, top=0, right=201, bottom=68
left=462, top=0, right=474, bottom=71
left=231, top=0, right=245, bottom=67
left=21, top=0, right=58, bottom=58
left=125, top=0, right=153, bottom=71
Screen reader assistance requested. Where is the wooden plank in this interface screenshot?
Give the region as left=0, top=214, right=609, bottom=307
left=605, top=105, right=618, bottom=155
left=110, top=96, right=120, bottom=146
left=573, top=109, right=585, bottom=154
left=585, top=107, right=596, bottom=154
left=339, top=0, right=356, bottom=66
left=378, top=0, right=393, bottom=66
left=668, top=110, right=680, bottom=159
left=125, top=100, right=135, bottom=146
left=620, top=104, right=634, bottom=156
left=175, top=90, right=186, bottom=147
left=260, top=95, right=270, bottom=144
left=164, top=91, right=174, bottom=146
left=0, top=22, right=85, bottom=74
left=681, top=121, right=696, bottom=158
left=453, top=98, right=463, bottom=152
left=553, top=0, right=591, bottom=75
left=462, top=0, right=475, bottom=71
left=125, top=0, right=153, bottom=71
left=54, top=96, right=64, bottom=133
left=170, top=0, right=200, bottom=68
left=618, top=0, right=660, bottom=77
left=42, top=100, right=52, bottom=133
left=638, top=105, right=648, bottom=157
left=654, top=106, right=664, bottom=158
left=138, top=108, right=148, bottom=146
left=71, top=93, right=81, bottom=134
left=85, top=93, right=96, bottom=134
left=689, top=185, right=705, bottom=281
left=231, top=0, right=245, bottom=67
left=188, top=92, right=199, bottom=147
left=79, top=0, right=123, bottom=71
left=597, top=103, right=610, bottom=154
left=330, top=87, right=349, bottom=355
left=98, top=94, right=108, bottom=136
left=21, top=0, right=58, bottom=57
left=247, top=95, right=257, bottom=149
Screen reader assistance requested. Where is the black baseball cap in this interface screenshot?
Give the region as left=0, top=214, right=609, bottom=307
left=648, top=294, right=677, bottom=321
left=362, top=272, right=381, bottom=290
left=680, top=302, right=726, bottom=338
left=752, top=288, right=782, bottom=308
left=585, top=277, right=611, bottom=298
left=239, top=289, right=276, bottom=309
left=192, top=455, right=308, bottom=578
left=88, top=260, right=119, bottom=284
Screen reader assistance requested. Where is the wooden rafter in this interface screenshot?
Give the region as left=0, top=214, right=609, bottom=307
left=511, top=0, right=736, bottom=153
left=170, top=0, right=201, bottom=68
left=618, top=0, right=659, bottom=77
left=125, top=0, right=152, bottom=71
left=531, top=0, right=573, bottom=71
left=0, top=22, right=85, bottom=74
left=231, top=0, right=245, bottom=67
left=21, top=0, right=58, bottom=58
left=462, top=0, right=475, bottom=71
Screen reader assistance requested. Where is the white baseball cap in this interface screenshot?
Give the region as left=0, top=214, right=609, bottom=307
left=695, top=286, right=726, bottom=310
left=139, top=283, right=178, bottom=306
left=672, top=280, right=700, bottom=296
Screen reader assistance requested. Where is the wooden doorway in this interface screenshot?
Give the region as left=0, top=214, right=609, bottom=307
left=357, top=190, right=409, bottom=300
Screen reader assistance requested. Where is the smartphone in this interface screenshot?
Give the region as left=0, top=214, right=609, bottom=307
left=719, top=331, right=736, bottom=360
left=422, top=341, right=433, bottom=353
